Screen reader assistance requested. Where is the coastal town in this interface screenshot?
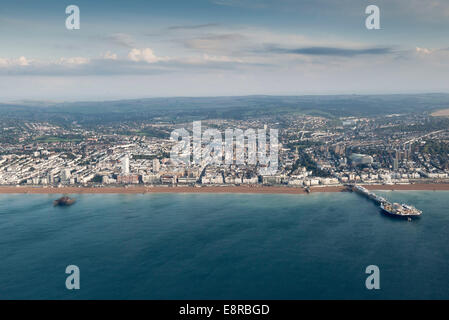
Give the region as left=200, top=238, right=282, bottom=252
left=1, top=108, right=448, bottom=190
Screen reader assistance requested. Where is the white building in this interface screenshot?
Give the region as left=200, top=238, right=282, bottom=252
left=61, top=169, right=71, bottom=182
left=122, top=156, right=130, bottom=175
left=152, top=159, right=160, bottom=173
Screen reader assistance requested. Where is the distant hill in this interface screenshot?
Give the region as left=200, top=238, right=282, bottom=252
left=1, top=94, right=449, bottom=124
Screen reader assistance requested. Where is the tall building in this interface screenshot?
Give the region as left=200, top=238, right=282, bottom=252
left=121, top=156, right=130, bottom=175
left=61, top=169, right=71, bottom=182
left=152, top=158, right=160, bottom=173
left=393, top=157, right=399, bottom=171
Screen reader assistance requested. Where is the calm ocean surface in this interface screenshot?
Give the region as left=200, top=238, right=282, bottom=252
left=0, top=191, right=448, bottom=299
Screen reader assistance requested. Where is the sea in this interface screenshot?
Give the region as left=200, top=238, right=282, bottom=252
left=0, top=191, right=448, bottom=300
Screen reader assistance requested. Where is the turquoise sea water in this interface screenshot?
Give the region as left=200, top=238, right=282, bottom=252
left=0, top=191, right=448, bottom=300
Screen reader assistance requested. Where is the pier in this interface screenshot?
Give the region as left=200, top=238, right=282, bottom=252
left=351, top=184, right=422, bottom=218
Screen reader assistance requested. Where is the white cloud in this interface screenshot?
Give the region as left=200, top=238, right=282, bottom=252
left=0, top=56, right=32, bottom=67
left=416, top=47, right=433, bottom=55
left=16, top=56, right=31, bottom=66
left=203, top=54, right=244, bottom=63
left=183, top=34, right=247, bottom=53
left=103, top=51, right=118, bottom=60
left=127, top=48, right=169, bottom=63
left=58, top=57, right=90, bottom=65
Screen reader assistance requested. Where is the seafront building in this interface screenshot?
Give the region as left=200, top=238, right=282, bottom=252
left=0, top=114, right=448, bottom=188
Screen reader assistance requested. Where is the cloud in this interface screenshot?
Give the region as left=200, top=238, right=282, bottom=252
left=415, top=47, right=433, bottom=55
left=127, top=48, right=169, bottom=63
left=412, top=47, right=449, bottom=68
left=183, top=33, right=247, bottom=52
left=58, top=57, right=90, bottom=65
left=0, top=56, right=90, bottom=70
left=203, top=54, right=244, bottom=63
left=102, top=51, right=118, bottom=60
left=0, top=49, right=259, bottom=76
left=0, top=40, right=445, bottom=78
left=265, top=46, right=394, bottom=57
left=0, top=56, right=32, bottom=67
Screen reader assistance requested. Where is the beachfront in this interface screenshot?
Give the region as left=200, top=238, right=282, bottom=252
left=1, top=183, right=449, bottom=194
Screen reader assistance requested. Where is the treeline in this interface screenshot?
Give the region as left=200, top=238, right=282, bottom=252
left=292, top=152, right=332, bottom=177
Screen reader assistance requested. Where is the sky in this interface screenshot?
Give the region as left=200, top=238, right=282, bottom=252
left=0, top=0, right=448, bottom=101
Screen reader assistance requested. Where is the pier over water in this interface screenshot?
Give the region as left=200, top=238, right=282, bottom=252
left=351, top=184, right=422, bottom=219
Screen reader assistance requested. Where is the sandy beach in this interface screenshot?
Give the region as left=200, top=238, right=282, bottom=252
left=0, top=183, right=448, bottom=194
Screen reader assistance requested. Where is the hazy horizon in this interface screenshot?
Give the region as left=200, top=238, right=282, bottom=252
left=3, top=91, right=449, bottom=105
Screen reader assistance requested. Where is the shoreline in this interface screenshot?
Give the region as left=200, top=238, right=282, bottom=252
left=1, top=183, right=449, bottom=194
